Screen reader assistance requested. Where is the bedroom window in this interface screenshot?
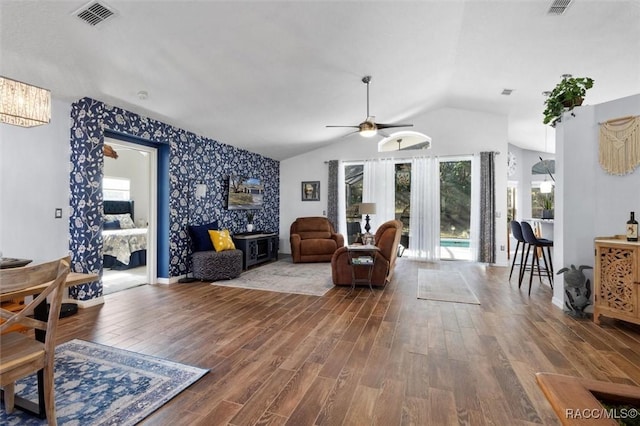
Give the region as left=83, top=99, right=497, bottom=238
left=103, top=176, right=130, bottom=201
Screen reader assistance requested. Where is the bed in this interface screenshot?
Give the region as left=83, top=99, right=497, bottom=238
left=103, top=200, right=147, bottom=270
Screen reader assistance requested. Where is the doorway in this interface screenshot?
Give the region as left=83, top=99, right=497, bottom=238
left=439, top=158, right=472, bottom=260
left=507, top=182, right=517, bottom=260
left=344, top=163, right=364, bottom=244
left=102, top=138, right=158, bottom=294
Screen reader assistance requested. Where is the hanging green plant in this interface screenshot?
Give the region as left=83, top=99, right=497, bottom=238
left=543, top=76, right=594, bottom=126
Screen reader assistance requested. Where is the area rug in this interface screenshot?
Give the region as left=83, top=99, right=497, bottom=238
left=417, top=269, right=481, bottom=305
left=0, top=339, right=208, bottom=426
left=211, top=257, right=333, bottom=296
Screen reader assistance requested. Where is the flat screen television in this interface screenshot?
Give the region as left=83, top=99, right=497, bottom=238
left=227, top=175, right=264, bottom=210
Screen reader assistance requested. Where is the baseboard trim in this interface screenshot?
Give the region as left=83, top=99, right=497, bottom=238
left=552, top=295, right=564, bottom=310
left=73, top=296, right=105, bottom=309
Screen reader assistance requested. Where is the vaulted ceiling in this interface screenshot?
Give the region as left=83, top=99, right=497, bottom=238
left=2, top=1, right=638, bottom=160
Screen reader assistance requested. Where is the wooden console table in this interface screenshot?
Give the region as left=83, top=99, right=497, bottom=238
left=594, top=236, right=640, bottom=326
left=233, top=232, right=278, bottom=270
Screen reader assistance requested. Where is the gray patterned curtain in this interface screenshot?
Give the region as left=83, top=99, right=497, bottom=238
left=327, top=160, right=339, bottom=229
left=479, top=152, right=496, bottom=263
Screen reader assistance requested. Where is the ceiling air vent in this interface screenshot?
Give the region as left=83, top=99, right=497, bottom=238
left=547, top=0, right=573, bottom=15
left=74, top=1, right=116, bottom=26
left=501, top=89, right=514, bottom=96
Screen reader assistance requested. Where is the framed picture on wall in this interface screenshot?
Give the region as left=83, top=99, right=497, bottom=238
left=301, top=181, right=320, bottom=201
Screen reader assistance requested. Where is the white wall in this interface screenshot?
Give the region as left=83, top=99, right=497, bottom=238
left=280, top=106, right=510, bottom=265
left=103, top=140, right=150, bottom=225
left=555, top=93, right=640, bottom=308
left=507, top=144, right=525, bottom=220
left=0, top=99, right=72, bottom=263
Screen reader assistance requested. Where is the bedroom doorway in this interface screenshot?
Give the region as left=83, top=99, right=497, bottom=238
left=102, top=138, right=158, bottom=294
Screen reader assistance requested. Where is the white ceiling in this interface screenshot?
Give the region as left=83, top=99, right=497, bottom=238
left=2, top=0, right=639, bottom=160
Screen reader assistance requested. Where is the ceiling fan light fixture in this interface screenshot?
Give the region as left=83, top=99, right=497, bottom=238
left=360, top=129, right=377, bottom=137
left=326, top=75, right=413, bottom=137
left=359, top=119, right=377, bottom=137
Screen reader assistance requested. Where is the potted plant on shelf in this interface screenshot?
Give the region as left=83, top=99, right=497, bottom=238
left=246, top=211, right=254, bottom=232
left=543, top=75, right=594, bottom=126
left=542, top=195, right=554, bottom=219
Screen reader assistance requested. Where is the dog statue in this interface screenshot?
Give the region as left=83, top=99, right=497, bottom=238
left=557, top=264, right=593, bottom=318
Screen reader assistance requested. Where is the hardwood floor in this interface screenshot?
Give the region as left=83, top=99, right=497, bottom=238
left=56, top=258, right=640, bottom=425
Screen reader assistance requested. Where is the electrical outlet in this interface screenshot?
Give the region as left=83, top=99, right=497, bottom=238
left=55, top=208, right=62, bottom=219
left=323, top=210, right=326, bottom=215
left=495, top=211, right=502, bottom=218
left=500, top=245, right=505, bottom=251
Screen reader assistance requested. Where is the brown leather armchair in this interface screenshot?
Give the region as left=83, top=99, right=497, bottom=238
left=331, top=219, right=403, bottom=287
left=290, top=217, right=344, bottom=263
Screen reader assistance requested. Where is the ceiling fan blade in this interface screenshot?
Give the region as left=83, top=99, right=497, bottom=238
left=375, top=123, right=414, bottom=130
left=340, top=130, right=361, bottom=138
left=326, top=76, right=412, bottom=136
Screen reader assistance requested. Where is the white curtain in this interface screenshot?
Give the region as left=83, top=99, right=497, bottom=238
left=363, top=158, right=395, bottom=233
left=408, top=157, right=440, bottom=261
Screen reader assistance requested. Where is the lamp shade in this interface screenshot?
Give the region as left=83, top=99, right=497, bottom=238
left=0, top=76, right=51, bottom=127
left=540, top=180, right=553, bottom=194
left=359, top=203, right=377, bottom=215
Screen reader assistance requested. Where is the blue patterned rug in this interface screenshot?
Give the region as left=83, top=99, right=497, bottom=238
left=0, top=339, right=208, bottom=425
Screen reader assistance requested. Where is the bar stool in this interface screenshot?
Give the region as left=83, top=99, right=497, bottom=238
left=509, top=221, right=528, bottom=286
left=520, top=221, right=554, bottom=295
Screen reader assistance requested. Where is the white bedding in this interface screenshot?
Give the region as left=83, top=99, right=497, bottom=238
left=103, top=228, right=148, bottom=265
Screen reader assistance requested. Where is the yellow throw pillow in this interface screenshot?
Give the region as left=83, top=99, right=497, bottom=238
left=208, top=229, right=236, bottom=252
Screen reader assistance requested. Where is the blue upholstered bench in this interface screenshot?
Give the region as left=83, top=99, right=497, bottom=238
left=192, top=249, right=242, bottom=281
left=188, top=222, right=243, bottom=281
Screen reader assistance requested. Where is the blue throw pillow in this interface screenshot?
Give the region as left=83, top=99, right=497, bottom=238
left=103, top=220, right=120, bottom=230
left=188, top=221, right=219, bottom=252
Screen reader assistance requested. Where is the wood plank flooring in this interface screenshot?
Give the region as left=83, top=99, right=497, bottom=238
left=55, top=258, right=640, bottom=425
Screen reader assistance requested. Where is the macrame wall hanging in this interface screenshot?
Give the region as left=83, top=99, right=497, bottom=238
left=599, top=115, right=639, bottom=175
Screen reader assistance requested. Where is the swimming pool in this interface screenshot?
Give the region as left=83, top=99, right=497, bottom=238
left=440, top=238, right=470, bottom=248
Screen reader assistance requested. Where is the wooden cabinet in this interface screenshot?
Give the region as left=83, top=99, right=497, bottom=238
left=593, top=236, right=640, bottom=325
left=233, top=233, right=278, bottom=270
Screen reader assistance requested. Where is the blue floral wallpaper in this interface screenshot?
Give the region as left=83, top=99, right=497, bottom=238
left=69, top=97, right=279, bottom=301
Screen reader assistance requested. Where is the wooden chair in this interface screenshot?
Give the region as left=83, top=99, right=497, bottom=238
left=0, top=257, right=70, bottom=426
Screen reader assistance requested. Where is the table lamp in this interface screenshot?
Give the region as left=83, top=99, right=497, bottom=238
left=359, top=202, right=377, bottom=244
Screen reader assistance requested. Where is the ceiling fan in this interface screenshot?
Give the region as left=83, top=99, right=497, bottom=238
left=326, top=75, right=413, bottom=137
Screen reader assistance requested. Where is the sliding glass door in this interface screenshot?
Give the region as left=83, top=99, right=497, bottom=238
left=342, top=157, right=474, bottom=261
left=344, top=164, right=364, bottom=244
left=395, top=163, right=411, bottom=249
left=439, top=158, right=472, bottom=260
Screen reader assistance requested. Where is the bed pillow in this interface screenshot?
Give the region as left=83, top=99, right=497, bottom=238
left=188, top=221, right=219, bottom=252
left=208, top=229, right=236, bottom=252
left=105, top=213, right=136, bottom=229
left=103, top=220, right=120, bottom=230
